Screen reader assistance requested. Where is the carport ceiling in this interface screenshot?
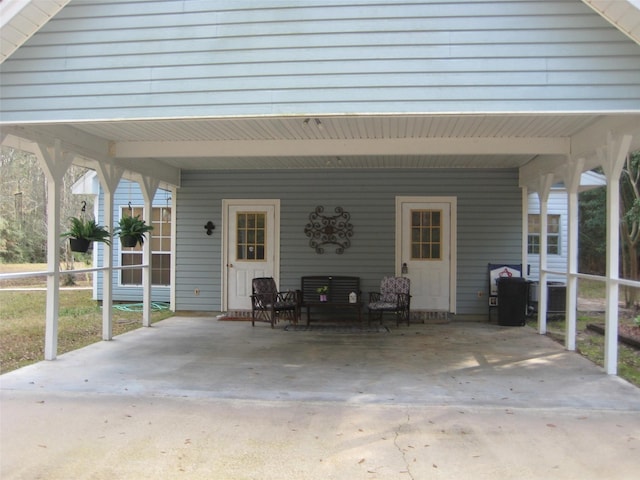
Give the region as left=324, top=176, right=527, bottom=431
left=58, top=113, right=609, bottom=170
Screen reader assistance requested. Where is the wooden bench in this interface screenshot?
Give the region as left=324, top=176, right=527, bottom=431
left=300, top=276, right=362, bottom=324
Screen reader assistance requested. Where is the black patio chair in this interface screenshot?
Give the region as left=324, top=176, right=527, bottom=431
left=367, top=276, right=411, bottom=326
left=251, top=277, right=300, bottom=327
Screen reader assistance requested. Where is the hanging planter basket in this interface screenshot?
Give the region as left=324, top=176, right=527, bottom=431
left=120, top=235, right=138, bottom=248
left=69, top=237, right=91, bottom=253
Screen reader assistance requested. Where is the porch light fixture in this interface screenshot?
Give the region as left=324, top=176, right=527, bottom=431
left=204, top=221, right=215, bottom=235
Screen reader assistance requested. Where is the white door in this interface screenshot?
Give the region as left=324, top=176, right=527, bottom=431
left=396, top=197, right=456, bottom=312
left=223, top=200, right=279, bottom=311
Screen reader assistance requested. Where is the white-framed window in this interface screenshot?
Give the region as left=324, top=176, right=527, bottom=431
left=120, top=206, right=171, bottom=286
left=528, top=214, right=560, bottom=255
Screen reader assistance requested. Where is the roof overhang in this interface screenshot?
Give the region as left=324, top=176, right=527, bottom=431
left=2, top=112, right=639, bottom=190
left=581, top=0, right=640, bottom=45
left=0, top=0, right=70, bottom=64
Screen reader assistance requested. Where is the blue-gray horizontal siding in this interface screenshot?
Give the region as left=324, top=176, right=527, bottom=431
left=95, top=180, right=170, bottom=303
left=174, top=168, right=522, bottom=316
left=1, top=0, right=640, bottom=121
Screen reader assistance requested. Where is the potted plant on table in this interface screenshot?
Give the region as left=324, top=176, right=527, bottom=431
left=317, top=285, right=329, bottom=302
left=61, top=217, right=111, bottom=253
left=114, top=214, right=153, bottom=248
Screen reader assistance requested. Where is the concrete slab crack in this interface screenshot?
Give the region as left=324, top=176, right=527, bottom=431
left=393, top=413, right=415, bottom=479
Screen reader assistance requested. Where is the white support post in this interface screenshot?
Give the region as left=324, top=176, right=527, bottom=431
left=521, top=186, right=529, bottom=281
left=599, top=134, right=632, bottom=375
left=36, top=140, right=74, bottom=360
left=562, top=157, right=585, bottom=352
left=536, top=174, right=554, bottom=335
left=139, top=176, right=159, bottom=327
left=96, top=162, right=123, bottom=341
left=169, top=187, right=177, bottom=312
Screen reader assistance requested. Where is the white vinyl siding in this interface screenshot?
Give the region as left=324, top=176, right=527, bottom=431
left=527, top=190, right=568, bottom=282
left=1, top=0, right=640, bottom=121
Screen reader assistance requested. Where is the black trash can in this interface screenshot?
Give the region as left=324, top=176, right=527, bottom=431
left=497, top=277, right=528, bottom=326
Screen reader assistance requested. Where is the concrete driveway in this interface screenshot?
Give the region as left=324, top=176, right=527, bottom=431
left=1, top=316, right=639, bottom=479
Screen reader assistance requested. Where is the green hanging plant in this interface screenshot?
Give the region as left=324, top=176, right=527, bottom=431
left=114, top=214, right=153, bottom=248
left=61, top=217, right=111, bottom=252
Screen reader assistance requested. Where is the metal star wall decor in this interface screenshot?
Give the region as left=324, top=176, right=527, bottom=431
left=304, top=205, right=354, bottom=254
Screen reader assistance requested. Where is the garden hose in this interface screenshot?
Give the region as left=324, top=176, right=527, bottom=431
left=113, top=302, right=170, bottom=312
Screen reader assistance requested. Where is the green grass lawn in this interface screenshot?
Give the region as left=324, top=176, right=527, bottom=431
left=525, top=278, right=640, bottom=387
left=528, top=315, right=640, bottom=388
left=0, top=290, right=173, bottom=373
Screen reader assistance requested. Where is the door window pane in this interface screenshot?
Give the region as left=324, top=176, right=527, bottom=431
left=411, top=209, right=442, bottom=260
left=236, top=212, right=266, bottom=261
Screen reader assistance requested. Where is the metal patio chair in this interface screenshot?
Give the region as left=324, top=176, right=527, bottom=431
left=251, top=277, right=300, bottom=327
left=367, top=276, right=411, bottom=326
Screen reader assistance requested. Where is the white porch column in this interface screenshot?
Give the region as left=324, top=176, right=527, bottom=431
left=561, top=157, right=585, bottom=351
left=599, top=134, right=632, bottom=375
left=36, top=140, right=74, bottom=360
left=138, top=176, right=160, bottom=327
left=521, top=186, right=529, bottom=281
left=95, top=162, right=123, bottom=341
left=536, top=174, right=554, bottom=335
left=169, top=187, right=177, bottom=312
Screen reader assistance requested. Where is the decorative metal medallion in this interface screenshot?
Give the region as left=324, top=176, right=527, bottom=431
left=304, top=205, right=354, bottom=254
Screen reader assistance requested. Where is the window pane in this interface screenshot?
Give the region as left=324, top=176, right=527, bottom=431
left=528, top=214, right=560, bottom=255
left=120, top=205, right=172, bottom=287
left=548, top=215, right=560, bottom=233
left=236, top=212, right=266, bottom=262
left=122, top=253, right=141, bottom=266
left=410, top=209, right=442, bottom=260
left=528, top=214, right=540, bottom=233
left=421, top=227, right=430, bottom=243
left=151, top=253, right=170, bottom=286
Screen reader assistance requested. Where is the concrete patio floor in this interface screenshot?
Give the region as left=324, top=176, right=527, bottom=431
left=1, top=316, right=639, bottom=479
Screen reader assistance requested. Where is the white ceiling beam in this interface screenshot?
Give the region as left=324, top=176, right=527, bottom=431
left=519, top=155, right=569, bottom=189
left=570, top=115, right=640, bottom=166
left=1, top=125, right=181, bottom=187
left=2, top=124, right=110, bottom=160
left=114, top=137, right=570, bottom=159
